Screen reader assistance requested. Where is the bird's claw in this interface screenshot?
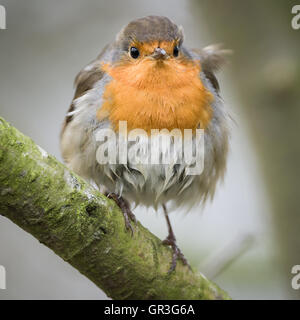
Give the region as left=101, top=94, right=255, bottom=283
left=122, top=206, right=136, bottom=236
left=162, top=236, right=191, bottom=273
left=106, top=193, right=136, bottom=236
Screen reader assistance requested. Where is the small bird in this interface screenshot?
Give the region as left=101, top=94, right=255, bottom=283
left=60, top=16, right=230, bottom=272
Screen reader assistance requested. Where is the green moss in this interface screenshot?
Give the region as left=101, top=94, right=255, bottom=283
left=0, top=117, right=230, bottom=300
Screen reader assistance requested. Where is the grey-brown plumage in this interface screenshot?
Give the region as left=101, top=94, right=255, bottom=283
left=117, top=16, right=184, bottom=50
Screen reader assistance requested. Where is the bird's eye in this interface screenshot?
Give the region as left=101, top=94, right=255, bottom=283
left=173, top=46, right=179, bottom=57
left=130, top=47, right=140, bottom=59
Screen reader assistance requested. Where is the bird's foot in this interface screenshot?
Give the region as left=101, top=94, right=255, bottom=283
left=162, top=234, right=192, bottom=274
left=106, top=193, right=137, bottom=235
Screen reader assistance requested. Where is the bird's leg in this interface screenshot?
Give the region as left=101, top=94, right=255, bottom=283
left=162, top=204, right=191, bottom=273
left=106, top=193, right=137, bottom=235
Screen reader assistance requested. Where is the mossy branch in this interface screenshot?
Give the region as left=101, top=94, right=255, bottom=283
left=0, top=117, right=230, bottom=300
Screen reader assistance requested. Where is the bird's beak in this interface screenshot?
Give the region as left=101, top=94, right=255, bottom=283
left=151, top=47, right=168, bottom=60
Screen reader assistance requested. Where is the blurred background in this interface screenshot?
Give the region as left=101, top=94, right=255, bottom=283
left=0, top=0, right=299, bottom=299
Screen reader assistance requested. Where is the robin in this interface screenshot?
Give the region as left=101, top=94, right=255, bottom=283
left=60, top=16, right=230, bottom=272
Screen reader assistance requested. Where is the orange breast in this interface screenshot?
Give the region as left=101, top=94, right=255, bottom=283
left=98, top=58, right=213, bottom=133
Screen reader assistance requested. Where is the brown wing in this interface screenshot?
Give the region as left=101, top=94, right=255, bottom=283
left=61, top=45, right=110, bottom=135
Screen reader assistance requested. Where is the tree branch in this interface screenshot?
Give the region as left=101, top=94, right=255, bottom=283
left=0, top=117, right=230, bottom=300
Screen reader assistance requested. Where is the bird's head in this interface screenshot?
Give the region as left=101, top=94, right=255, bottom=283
left=103, top=16, right=200, bottom=89
left=99, top=16, right=214, bottom=132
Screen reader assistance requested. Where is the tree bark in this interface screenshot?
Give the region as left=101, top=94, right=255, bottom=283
left=0, top=117, right=230, bottom=300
